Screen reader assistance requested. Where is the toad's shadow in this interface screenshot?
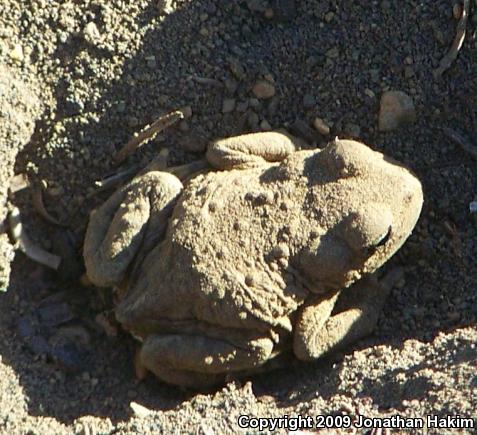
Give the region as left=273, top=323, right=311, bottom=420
left=2, top=0, right=476, bottom=425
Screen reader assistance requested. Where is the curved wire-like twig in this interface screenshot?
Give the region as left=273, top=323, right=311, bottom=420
left=115, top=109, right=185, bottom=164
left=32, top=186, right=67, bottom=227
left=434, top=0, right=470, bottom=78
left=8, top=207, right=62, bottom=270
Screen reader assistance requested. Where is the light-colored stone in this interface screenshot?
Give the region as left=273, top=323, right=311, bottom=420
left=252, top=80, right=276, bottom=99
left=130, top=401, right=153, bottom=418
left=313, top=117, right=331, bottom=135
left=83, top=22, right=101, bottom=43
left=9, top=44, right=23, bottom=62
left=378, top=91, right=416, bottom=132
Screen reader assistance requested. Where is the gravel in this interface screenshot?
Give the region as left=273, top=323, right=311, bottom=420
left=0, top=0, right=476, bottom=433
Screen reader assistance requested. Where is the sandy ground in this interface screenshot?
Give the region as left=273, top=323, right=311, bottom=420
left=0, top=0, right=476, bottom=433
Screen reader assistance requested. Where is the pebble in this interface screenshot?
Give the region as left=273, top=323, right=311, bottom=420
left=324, top=11, right=335, bottom=22
left=378, top=90, right=416, bottom=131
left=313, top=117, right=331, bottom=135
left=222, top=98, right=236, bottom=113
left=290, top=119, right=321, bottom=144
left=83, top=22, right=100, bottom=43
left=156, top=0, right=174, bottom=15
left=130, top=401, right=153, bottom=418
left=9, top=44, right=24, bottom=62
left=260, top=119, right=272, bottom=131
left=252, top=80, right=276, bottom=99
left=145, top=55, right=156, bottom=69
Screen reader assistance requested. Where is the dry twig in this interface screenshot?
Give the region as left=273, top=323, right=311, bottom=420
left=115, top=109, right=184, bottom=164
left=89, top=165, right=140, bottom=197
left=32, top=186, right=67, bottom=227
left=434, top=0, right=470, bottom=78
left=190, top=75, right=223, bottom=88
left=8, top=207, right=62, bottom=270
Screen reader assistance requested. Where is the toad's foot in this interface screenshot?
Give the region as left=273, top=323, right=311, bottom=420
left=140, top=334, right=274, bottom=389
left=84, top=171, right=183, bottom=287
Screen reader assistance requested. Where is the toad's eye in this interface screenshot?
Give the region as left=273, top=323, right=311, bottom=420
left=366, top=225, right=392, bottom=256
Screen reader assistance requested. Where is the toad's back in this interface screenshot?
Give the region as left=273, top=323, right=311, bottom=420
left=126, top=161, right=311, bottom=335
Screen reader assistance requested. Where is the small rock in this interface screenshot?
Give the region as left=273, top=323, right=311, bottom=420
left=145, top=55, right=156, bottom=69
left=229, top=58, right=246, bottom=81
left=222, top=98, right=236, bottom=113
left=83, top=22, right=101, bottom=43
left=224, top=78, right=238, bottom=94
left=236, top=100, right=249, bottom=113
left=264, top=8, right=274, bottom=19
left=404, top=66, right=414, bottom=79
left=378, top=91, right=416, bottom=132
left=260, top=119, right=272, bottom=131
left=252, top=80, right=276, bottom=99
left=313, top=117, right=330, bottom=135
left=324, top=11, right=335, bottom=22
left=249, top=98, right=261, bottom=108
left=289, top=119, right=321, bottom=144
left=9, top=44, right=24, bottom=62
left=157, top=0, right=174, bottom=15
left=130, top=401, right=153, bottom=418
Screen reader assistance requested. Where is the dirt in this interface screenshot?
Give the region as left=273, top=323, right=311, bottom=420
left=0, top=0, right=476, bottom=433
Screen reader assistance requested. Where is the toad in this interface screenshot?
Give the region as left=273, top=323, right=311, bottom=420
left=83, top=132, right=423, bottom=388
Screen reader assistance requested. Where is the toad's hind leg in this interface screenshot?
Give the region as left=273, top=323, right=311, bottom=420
left=140, top=334, right=274, bottom=388
left=293, top=271, right=402, bottom=361
left=83, top=172, right=182, bottom=287
left=206, top=131, right=297, bottom=170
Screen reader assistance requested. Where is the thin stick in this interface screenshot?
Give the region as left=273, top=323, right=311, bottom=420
left=88, top=165, right=140, bottom=197
left=190, top=75, right=223, bottom=88
left=115, top=110, right=184, bottom=164
left=8, top=207, right=62, bottom=270
left=443, top=127, right=477, bottom=160
left=32, top=186, right=67, bottom=227
left=434, top=0, right=470, bottom=78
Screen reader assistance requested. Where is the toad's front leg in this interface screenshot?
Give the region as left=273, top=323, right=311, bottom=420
left=206, top=131, right=297, bottom=170
left=293, top=271, right=401, bottom=361
left=83, top=171, right=183, bottom=287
